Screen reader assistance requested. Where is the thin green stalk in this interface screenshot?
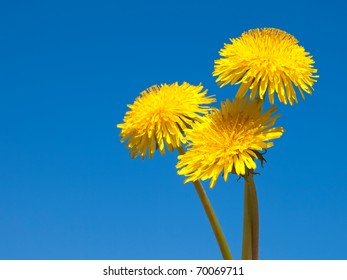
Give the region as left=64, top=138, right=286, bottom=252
left=242, top=172, right=259, bottom=260
left=241, top=182, right=252, bottom=259
left=177, top=146, right=233, bottom=260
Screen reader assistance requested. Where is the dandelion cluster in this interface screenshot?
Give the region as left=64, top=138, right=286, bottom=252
left=117, top=26, right=318, bottom=260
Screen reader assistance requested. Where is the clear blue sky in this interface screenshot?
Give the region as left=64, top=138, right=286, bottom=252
left=0, top=0, right=346, bottom=260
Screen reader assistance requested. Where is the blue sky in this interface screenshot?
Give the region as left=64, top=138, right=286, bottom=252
left=0, top=0, right=346, bottom=260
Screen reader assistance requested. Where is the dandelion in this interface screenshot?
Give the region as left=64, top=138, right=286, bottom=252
left=213, top=28, right=318, bottom=105
left=177, top=98, right=284, bottom=188
left=117, top=82, right=215, bottom=159
left=118, top=83, right=232, bottom=259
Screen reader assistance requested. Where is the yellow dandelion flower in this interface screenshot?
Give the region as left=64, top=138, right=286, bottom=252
left=177, top=98, right=284, bottom=188
left=213, top=28, right=318, bottom=105
left=117, top=82, right=215, bottom=159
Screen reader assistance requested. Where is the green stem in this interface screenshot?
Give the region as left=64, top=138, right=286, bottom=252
left=177, top=146, right=233, bottom=260
left=242, top=172, right=259, bottom=260
left=241, top=182, right=252, bottom=259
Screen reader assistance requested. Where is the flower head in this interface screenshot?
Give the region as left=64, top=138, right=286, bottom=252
left=213, top=28, right=318, bottom=105
left=117, top=82, right=215, bottom=159
left=177, top=98, right=284, bottom=188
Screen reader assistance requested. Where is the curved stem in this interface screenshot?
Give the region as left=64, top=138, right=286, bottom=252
left=177, top=146, right=232, bottom=260
left=242, top=173, right=259, bottom=260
